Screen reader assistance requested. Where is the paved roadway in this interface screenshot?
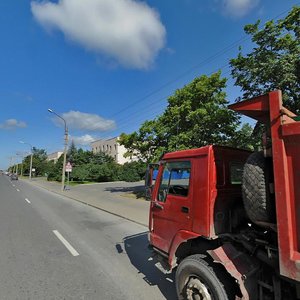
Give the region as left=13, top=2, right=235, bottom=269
left=0, top=175, right=176, bottom=299
left=28, top=178, right=149, bottom=226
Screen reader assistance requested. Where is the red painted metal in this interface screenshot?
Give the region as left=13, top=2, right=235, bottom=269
left=167, top=230, right=200, bottom=268
left=149, top=145, right=250, bottom=255
left=148, top=90, right=300, bottom=298
left=231, top=90, right=300, bottom=282
left=208, top=244, right=260, bottom=300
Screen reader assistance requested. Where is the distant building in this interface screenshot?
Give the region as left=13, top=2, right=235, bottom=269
left=47, top=151, right=63, bottom=163
left=91, top=137, right=136, bottom=165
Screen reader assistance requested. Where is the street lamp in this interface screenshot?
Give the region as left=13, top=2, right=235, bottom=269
left=48, top=109, right=68, bottom=191
left=19, top=141, right=33, bottom=180
left=16, top=151, right=27, bottom=177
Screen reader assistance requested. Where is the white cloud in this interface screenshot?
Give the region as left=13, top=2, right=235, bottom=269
left=70, top=134, right=96, bottom=145
left=31, top=0, right=166, bottom=69
left=0, top=119, right=27, bottom=130
left=51, top=111, right=116, bottom=131
left=222, top=0, right=260, bottom=18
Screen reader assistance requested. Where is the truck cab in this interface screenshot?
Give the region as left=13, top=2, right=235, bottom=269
left=146, top=91, right=300, bottom=300
left=149, top=146, right=250, bottom=260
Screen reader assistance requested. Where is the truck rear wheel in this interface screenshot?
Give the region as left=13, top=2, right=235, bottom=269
left=242, top=152, right=275, bottom=225
left=176, top=255, right=234, bottom=300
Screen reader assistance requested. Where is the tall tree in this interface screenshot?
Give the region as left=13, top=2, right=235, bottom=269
left=120, top=72, right=242, bottom=161
left=230, top=6, right=300, bottom=113
left=67, top=140, right=77, bottom=163
left=23, top=147, right=48, bottom=176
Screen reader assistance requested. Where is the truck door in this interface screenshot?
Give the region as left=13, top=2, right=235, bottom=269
left=150, top=161, right=192, bottom=253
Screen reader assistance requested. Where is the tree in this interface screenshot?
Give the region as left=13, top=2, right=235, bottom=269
left=71, top=164, right=90, bottom=182
left=90, top=152, right=114, bottom=164
left=72, top=149, right=92, bottom=166
left=67, top=140, right=77, bottom=163
left=88, top=163, right=120, bottom=182
left=120, top=72, right=241, bottom=161
left=229, top=123, right=261, bottom=151
left=22, top=147, right=48, bottom=176
left=230, top=6, right=300, bottom=113
left=119, top=161, right=147, bottom=182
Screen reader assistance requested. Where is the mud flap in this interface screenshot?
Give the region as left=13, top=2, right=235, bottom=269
left=208, top=243, right=260, bottom=300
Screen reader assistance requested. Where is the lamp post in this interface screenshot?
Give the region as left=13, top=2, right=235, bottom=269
left=16, top=151, right=26, bottom=177
left=19, top=141, right=33, bottom=180
left=48, top=109, right=68, bottom=191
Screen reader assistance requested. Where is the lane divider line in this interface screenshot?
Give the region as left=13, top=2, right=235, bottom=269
left=16, top=189, right=20, bottom=192
left=25, top=198, right=31, bottom=204
left=52, top=230, right=79, bottom=257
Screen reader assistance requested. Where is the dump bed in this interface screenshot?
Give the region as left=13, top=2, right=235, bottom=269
left=229, top=90, right=300, bottom=281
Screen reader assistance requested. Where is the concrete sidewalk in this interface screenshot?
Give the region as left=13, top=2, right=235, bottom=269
left=24, top=178, right=150, bottom=227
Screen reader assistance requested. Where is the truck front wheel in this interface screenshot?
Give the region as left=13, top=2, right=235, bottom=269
left=176, top=255, right=234, bottom=300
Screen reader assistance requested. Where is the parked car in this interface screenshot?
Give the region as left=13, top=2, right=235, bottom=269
left=10, top=174, right=18, bottom=180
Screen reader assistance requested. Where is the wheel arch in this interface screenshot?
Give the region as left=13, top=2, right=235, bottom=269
left=169, top=231, right=220, bottom=269
left=207, top=243, right=260, bottom=300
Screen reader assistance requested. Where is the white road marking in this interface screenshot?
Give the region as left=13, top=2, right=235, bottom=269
left=16, top=189, right=20, bottom=192
left=25, top=198, right=31, bottom=204
left=12, top=184, right=15, bottom=187
left=53, top=230, right=79, bottom=257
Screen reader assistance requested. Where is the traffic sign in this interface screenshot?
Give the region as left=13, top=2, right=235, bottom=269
left=65, top=162, right=72, bottom=172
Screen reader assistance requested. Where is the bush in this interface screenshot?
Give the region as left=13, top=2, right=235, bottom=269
left=88, top=163, right=120, bottom=182
left=71, top=165, right=90, bottom=181
left=46, top=155, right=147, bottom=184
left=47, top=170, right=61, bottom=181
left=119, top=161, right=146, bottom=182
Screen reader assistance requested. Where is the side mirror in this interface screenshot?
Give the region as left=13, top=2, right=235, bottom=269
left=145, top=163, right=158, bottom=201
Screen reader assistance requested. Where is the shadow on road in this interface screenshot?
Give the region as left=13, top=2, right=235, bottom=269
left=105, top=185, right=146, bottom=199
left=117, top=232, right=177, bottom=299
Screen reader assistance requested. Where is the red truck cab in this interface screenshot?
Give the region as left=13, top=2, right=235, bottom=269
left=146, top=91, right=300, bottom=300
left=149, top=146, right=250, bottom=263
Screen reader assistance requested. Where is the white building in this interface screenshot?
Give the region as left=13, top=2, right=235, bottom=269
left=91, top=137, right=136, bottom=165
left=47, top=151, right=63, bottom=163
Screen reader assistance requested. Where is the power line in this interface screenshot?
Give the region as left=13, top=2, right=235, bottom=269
left=106, top=5, right=298, bottom=122
left=97, top=5, right=299, bottom=140
left=101, top=64, right=232, bottom=138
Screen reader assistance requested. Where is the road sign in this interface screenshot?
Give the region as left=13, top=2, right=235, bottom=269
left=65, top=162, right=72, bottom=172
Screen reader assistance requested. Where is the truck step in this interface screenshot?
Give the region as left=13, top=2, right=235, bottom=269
left=155, top=261, right=172, bottom=274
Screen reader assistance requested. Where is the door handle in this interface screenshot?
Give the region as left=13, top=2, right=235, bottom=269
left=154, top=202, right=164, bottom=210
left=181, top=206, right=189, bottom=213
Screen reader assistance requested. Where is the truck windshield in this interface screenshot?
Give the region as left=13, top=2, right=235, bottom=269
left=158, top=161, right=191, bottom=202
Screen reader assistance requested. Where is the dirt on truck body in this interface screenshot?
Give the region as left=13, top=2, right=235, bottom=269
left=145, top=90, right=300, bottom=300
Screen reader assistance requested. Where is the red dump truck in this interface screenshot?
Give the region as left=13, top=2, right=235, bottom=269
left=145, top=90, right=300, bottom=299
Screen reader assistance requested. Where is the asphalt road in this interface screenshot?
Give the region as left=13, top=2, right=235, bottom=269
left=0, top=175, right=176, bottom=299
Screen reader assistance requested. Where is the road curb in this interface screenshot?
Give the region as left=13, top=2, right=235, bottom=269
left=23, top=179, right=148, bottom=228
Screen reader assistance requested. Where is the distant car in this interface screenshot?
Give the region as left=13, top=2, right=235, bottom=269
left=10, top=174, right=18, bottom=180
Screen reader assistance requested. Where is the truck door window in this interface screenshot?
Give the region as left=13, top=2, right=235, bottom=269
left=157, top=161, right=191, bottom=202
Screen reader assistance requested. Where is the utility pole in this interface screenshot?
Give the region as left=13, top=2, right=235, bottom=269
left=48, top=109, right=69, bottom=191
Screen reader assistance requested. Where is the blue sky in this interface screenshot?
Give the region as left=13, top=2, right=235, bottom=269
left=0, top=0, right=299, bottom=169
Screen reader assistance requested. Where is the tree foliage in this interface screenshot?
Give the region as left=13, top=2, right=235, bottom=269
left=67, top=140, right=77, bottom=164
left=119, top=161, right=147, bottom=182
left=67, top=148, right=114, bottom=166
left=22, top=147, right=50, bottom=176
left=120, top=72, right=243, bottom=161
left=230, top=6, right=300, bottom=113
left=229, top=123, right=261, bottom=151
left=46, top=146, right=144, bottom=183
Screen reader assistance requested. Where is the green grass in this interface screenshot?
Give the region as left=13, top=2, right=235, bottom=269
left=68, top=181, right=98, bottom=186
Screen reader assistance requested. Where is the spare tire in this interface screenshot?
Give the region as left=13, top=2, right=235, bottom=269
left=242, top=152, right=275, bottom=225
